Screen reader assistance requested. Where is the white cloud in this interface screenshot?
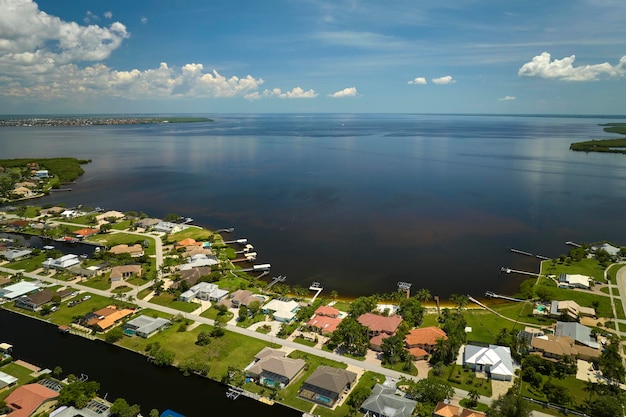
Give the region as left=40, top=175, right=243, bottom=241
left=518, top=52, right=626, bottom=81
left=141, top=16, right=148, bottom=24
left=84, top=11, right=99, bottom=23
left=408, top=77, right=427, bottom=85
left=246, top=87, right=317, bottom=100
left=104, top=11, right=113, bottom=19
left=432, top=75, right=455, bottom=85
left=498, top=96, right=516, bottom=101
left=328, top=87, right=357, bottom=98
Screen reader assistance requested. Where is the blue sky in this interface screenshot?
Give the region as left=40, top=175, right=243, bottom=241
left=1, top=0, right=625, bottom=114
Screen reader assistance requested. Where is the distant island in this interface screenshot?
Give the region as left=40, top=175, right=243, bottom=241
left=0, top=116, right=212, bottom=127
left=570, top=123, right=626, bottom=153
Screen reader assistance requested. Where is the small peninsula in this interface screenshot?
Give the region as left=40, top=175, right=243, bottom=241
left=0, top=116, right=213, bottom=127
left=570, top=123, right=626, bottom=153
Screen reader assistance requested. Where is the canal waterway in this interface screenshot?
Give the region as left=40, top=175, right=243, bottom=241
left=0, top=232, right=103, bottom=257
left=0, top=309, right=300, bottom=417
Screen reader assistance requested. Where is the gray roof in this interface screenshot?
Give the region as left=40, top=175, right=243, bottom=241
left=248, top=356, right=305, bottom=381
left=303, top=366, right=357, bottom=395
left=255, top=347, right=286, bottom=361
left=361, top=384, right=417, bottom=417
left=52, top=405, right=108, bottom=417
left=0, top=371, right=18, bottom=389
left=554, top=321, right=600, bottom=349
left=125, top=315, right=170, bottom=335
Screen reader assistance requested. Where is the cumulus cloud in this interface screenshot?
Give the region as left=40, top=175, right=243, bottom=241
left=519, top=52, right=626, bottom=81
left=498, top=96, right=516, bottom=101
left=328, top=87, right=357, bottom=98
left=141, top=16, right=148, bottom=24
left=432, top=76, right=455, bottom=85
left=408, top=77, right=427, bottom=85
left=104, top=11, right=113, bottom=19
left=246, top=87, right=317, bottom=100
left=84, top=11, right=99, bottom=23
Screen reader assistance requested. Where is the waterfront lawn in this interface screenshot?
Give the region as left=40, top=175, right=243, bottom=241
left=491, top=302, right=554, bottom=327
left=215, top=274, right=256, bottom=292
left=149, top=293, right=199, bottom=313
left=5, top=253, right=47, bottom=272
left=111, top=220, right=132, bottom=230
left=549, top=288, right=613, bottom=318
left=431, top=364, right=492, bottom=397
left=541, top=258, right=605, bottom=282
left=88, top=233, right=156, bottom=256
left=462, top=308, right=523, bottom=345
left=331, top=301, right=351, bottom=312
left=166, top=228, right=215, bottom=243
left=0, top=362, right=36, bottom=384
left=135, top=308, right=173, bottom=319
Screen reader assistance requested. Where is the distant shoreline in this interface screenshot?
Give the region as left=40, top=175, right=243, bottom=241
left=0, top=116, right=213, bottom=127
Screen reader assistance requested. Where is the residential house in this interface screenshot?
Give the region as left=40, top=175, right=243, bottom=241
left=357, top=313, right=403, bottom=351
left=110, top=265, right=142, bottom=282
left=179, top=282, right=228, bottom=302
left=554, top=321, right=600, bottom=349
left=42, top=254, right=80, bottom=270
left=95, top=210, right=125, bottom=223
left=12, top=186, right=34, bottom=197
left=0, top=281, right=40, bottom=301
left=263, top=299, right=300, bottom=322
left=136, top=218, right=161, bottom=230
left=34, top=169, right=49, bottom=178
left=4, top=383, right=59, bottom=417
left=404, top=326, right=448, bottom=360
left=221, top=289, right=265, bottom=309
left=60, top=210, right=80, bottom=218
left=592, top=243, right=621, bottom=258
left=549, top=300, right=595, bottom=321
left=517, top=327, right=545, bottom=344
left=14, top=289, right=52, bottom=311
left=171, top=266, right=212, bottom=289
left=68, top=265, right=98, bottom=278
left=298, top=365, right=357, bottom=408
left=530, top=334, right=601, bottom=362
left=0, top=371, right=18, bottom=390
left=433, top=401, right=460, bottom=417
left=153, top=222, right=185, bottom=234
left=179, top=254, right=218, bottom=270
left=74, top=228, right=99, bottom=239
left=307, top=314, right=342, bottom=335
left=124, top=315, right=171, bottom=338
left=315, top=305, right=340, bottom=318
left=463, top=344, right=515, bottom=381
left=39, top=207, right=64, bottom=216
left=460, top=410, right=486, bottom=417
left=246, top=347, right=306, bottom=388
left=53, top=406, right=109, bottom=417
left=176, top=238, right=201, bottom=247
left=360, top=384, right=417, bottom=417
left=0, top=248, right=33, bottom=261
left=81, top=305, right=134, bottom=331
left=558, top=274, right=592, bottom=290
left=182, top=246, right=214, bottom=258
left=109, top=244, right=144, bottom=257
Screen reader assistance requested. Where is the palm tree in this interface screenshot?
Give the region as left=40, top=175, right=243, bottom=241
left=468, top=389, right=480, bottom=408
left=415, top=288, right=432, bottom=304
left=450, top=293, right=469, bottom=310
left=330, top=290, right=339, bottom=300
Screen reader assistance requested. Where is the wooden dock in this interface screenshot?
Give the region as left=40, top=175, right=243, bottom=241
left=500, top=267, right=541, bottom=277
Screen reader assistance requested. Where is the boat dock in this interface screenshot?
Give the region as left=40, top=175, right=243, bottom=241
left=226, top=387, right=243, bottom=400
left=509, top=248, right=550, bottom=260
left=500, top=267, right=541, bottom=277
left=265, top=275, right=286, bottom=291
left=485, top=291, right=525, bottom=302
left=309, top=282, right=323, bottom=303
left=566, top=241, right=581, bottom=248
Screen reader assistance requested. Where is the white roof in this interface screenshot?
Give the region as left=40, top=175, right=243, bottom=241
left=0, top=371, right=18, bottom=386
left=565, top=274, right=591, bottom=287
left=464, top=344, right=514, bottom=377
left=264, top=299, right=299, bottom=313
left=180, top=254, right=218, bottom=270
left=0, top=281, right=40, bottom=299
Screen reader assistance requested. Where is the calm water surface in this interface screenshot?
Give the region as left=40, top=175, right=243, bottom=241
left=2, top=114, right=625, bottom=298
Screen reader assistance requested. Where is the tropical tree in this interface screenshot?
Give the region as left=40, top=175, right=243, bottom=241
left=486, top=391, right=531, bottom=417
left=398, top=296, right=425, bottom=327
left=415, top=288, right=432, bottom=304
left=599, top=334, right=625, bottom=384
left=330, top=317, right=370, bottom=356
left=450, top=294, right=469, bottom=310
left=109, top=398, right=141, bottom=417
left=586, top=395, right=624, bottom=417
left=467, top=389, right=480, bottom=408
left=348, top=295, right=378, bottom=317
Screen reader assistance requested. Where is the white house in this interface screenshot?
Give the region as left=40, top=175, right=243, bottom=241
left=179, top=254, right=219, bottom=270
left=463, top=344, right=515, bottom=381
left=153, top=222, right=186, bottom=234
left=124, top=315, right=171, bottom=338
left=263, top=299, right=300, bottom=322
left=180, top=282, right=228, bottom=302
left=42, top=254, right=80, bottom=269
left=558, top=274, right=592, bottom=289
left=0, top=281, right=40, bottom=300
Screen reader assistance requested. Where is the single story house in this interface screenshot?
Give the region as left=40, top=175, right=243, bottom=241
left=179, top=282, right=228, bottom=302
left=74, top=228, right=99, bottom=239
left=0, top=248, right=33, bottom=261
left=517, top=327, right=545, bottom=344
left=404, top=326, right=448, bottom=360
left=463, top=344, right=515, bottom=381
left=247, top=348, right=305, bottom=388
left=95, top=210, right=125, bottom=223
left=14, top=289, right=53, bottom=311
left=306, top=314, right=342, bottom=335
left=153, top=222, right=186, bottom=234
left=136, top=218, right=161, bottom=229
left=124, top=315, right=171, bottom=338
left=0, top=281, right=40, bottom=300
left=554, top=321, right=600, bottom=349
left=433, top=402, right=460, bottom=417
left=171, top=267, right=212, bottom=289
left=179, top=254, right=218, bottom=270
left=42, top=254, right=80, bottom=270
left=360, top=383, right=417, bottom=417
left=221, top=289, right=265, bottom=309
left=558, top=273, right=592, bottom=290
left=176, top=238, right=201, bottom=247
left=110, top=265, right=142, bottom=282
left=60, top=210, right=80, bottom=218
left=82, top=306, right=134, bottom=331
left=530, top=334, right=601, bottom=361
left=592, top=242, right=621, bottom=258
left=4, top=383, right=59, bottom=417
left=12, top=186, right=34, bottom=197
left=109, top=244, right=144, bottom=257
left=298, top=366, right=357, bottom=408
left=263, top=299, right=300, bottom=322
left=34, top=169, right=49, bottom=178
left=68, top=265, right=98, bottom=278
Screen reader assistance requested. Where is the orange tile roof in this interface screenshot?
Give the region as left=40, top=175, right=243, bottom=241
left=408, top=346, right=429, bottom=358
left=315, top=305, right=339, bottom=317
left=307, top=315, right=341, bottom=333
left=97, top=308, right=133, bottom=330
left=177, top=238, right=200, bottom=247
left=405, top=326, right=448, bottom=347
left=460, top=410, right=486, bottom=417
left=434, top=402, right=460, bottom=417
left=370, top=333, right=390, bottom=348
left=357, top=313, right=402, bottom=334
left=6, top=384, right=58, bottom=417
left=75, top=228, right=99, bottom=237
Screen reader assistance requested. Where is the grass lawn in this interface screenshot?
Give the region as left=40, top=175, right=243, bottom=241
left=382, top=360, right=418, bottom=376
left=149, top=293, right=199, bottom=313
left=199, top=306, right=233, bottom=323
left=111, top=285, right=132, bottom=293
left=607, top=264, right=624, bottom=285
left=292, top=336, right=317, bottom=347
left=137, top=288, right=152, bottom=300
left=541, top=258, right=606, bottom=282
left=462, top=308, right=526, bottom=345
left=126, top=275, right=150, bottom=287
left=5, top=253, right=47, bottom=272
left=24, top=206, right=41, bottom=218
left=459, top=399, right=489, bottom=413
left=117, top=323, right=274, bottom=380
left=330, top=301, right=351, bottom=312
left=491, top=301, right=555, bottom=326
left=431, top=364, right=492, bottom=397
left=519, top=375, right=591, bottom=413
left=167, top=227, right=216, bottom=243
left=533, top=277, right=613, bottom=318
left=614, top=299, right=626, bottom=320
left=215, top=274, right=256, bottom=292
left=601, top=287, right=611, bottom=295
left=236, top=313, right=267, bottom=328
left=111, top=220, right=132, bottom=230
left=0, top=362, right=36, bottom=383
left=135, top=308, right=173, bottom=319
left=80, top=275, right=111, bottom=290
left=87, top=232, right=155, bottom=256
